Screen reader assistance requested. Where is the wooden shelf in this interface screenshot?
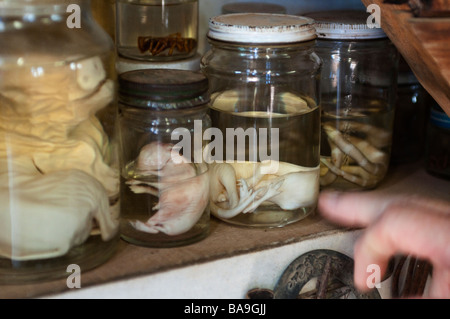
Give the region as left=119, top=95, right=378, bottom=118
left=362, top=0, right=450, bottom=115
left=1, top=159, right=449, bottom=299
left=2, top=2, right=450, bottom=298
left=0, top=206, right=344, bottom=299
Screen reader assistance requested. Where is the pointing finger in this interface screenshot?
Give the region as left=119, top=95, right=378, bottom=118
left=318, top=190, right=396, bottom=227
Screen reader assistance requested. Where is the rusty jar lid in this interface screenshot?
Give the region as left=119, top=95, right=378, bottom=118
left=208, top=13, right=316, bottom=43
left=304, top=10, right=387, bottom=40
left=118, top=69, right=209, bottom=110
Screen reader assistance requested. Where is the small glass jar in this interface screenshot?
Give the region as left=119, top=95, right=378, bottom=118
left=201, top=14, right=321, bottom=228
left=306, top=10, right=399, bottom=191
left=391, top=56, right=431, bottom=165
left=0, top=0, right=120, bottom=284
left=116, top=0, right=199, bottom=62
left=425, top=103, right=450, bottom=180
left=118, top=69, right=211, bottom=247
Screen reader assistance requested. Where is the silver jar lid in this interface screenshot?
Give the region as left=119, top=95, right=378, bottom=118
left=304, top=10, right=387, bottom=40
left=208, top=13, right=316, bottom=43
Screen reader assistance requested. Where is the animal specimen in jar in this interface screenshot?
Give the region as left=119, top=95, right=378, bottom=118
left=0, top=56, right=119, bottom=260
left=138, top=32, right=197, bottom=57
left=209, top=161, right=319, bottom=219
left=0, top=164, right=117, bottom=260
left=126, top=142, right=209, bottom=236
left=320, top=120, right=391, bottom=188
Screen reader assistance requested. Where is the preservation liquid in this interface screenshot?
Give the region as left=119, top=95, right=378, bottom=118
left=120, top=160, right=210, bottom=247
left=208, top=90, right=320, bottom=227
left=320, top=106, right=395, bottom=190
left=0, top=55, right=119, bottom=283
left=116, top=0, right=198, bottom=61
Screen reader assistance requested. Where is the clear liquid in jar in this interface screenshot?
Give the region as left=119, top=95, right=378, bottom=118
left=116, top=0, right=198, bottom=61
left=120, top=159, right=210, bottom=247
left=320, top=105, right=395, bottom=190
left=208, top=90, right=320, bottom=227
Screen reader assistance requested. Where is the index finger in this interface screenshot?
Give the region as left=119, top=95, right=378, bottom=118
left=318, top=190, right=396, bottom=227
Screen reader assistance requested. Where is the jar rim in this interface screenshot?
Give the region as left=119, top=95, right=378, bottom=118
left=303, top=10, right=387, bottom=40
left=208, top=13, right=316, bottom=44
left=118, top=69, right=210, bottom=110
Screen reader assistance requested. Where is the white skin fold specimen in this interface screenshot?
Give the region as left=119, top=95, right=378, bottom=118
left=209, top=161, right=319, bottom=219
left=0, top=56, right=119, bottom=260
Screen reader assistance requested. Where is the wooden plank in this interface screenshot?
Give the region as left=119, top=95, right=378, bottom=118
left=410, top=18, right=450, bottom=82
left=362, top=0, right=450, bottom=115
left=408, top=0, right=450, bottom=17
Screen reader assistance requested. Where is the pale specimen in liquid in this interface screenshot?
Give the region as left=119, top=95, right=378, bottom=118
left=127, top=142, right=209, bottom=236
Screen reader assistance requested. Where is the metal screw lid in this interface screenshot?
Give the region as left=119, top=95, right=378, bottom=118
left=304, top=10, right=387, bottom=40
left=208, top=13, right=316, bottom=44
left=118, top=69, right=209, bottom=110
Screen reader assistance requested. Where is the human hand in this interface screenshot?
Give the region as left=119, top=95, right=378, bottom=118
left=318, top=191, right=450, bottom=298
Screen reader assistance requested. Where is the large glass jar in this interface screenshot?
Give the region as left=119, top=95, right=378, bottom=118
left=116, top=0, right=199, bottom=61
left=306, top=10, right=399, bottom=191
left=201, top=14, right=321, bottom=228
left=118, top=69, right=211, bottom=247
left=391, top=56, right=431, bottom=165
left=0, top=0, right=120, bottom=283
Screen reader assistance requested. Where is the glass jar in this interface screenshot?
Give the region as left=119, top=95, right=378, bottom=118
left=391, top=56, right=431, bottom=165
left=201, top=13, right=321, bottom=228
left=0, top=0, right=120, bottom=284
left=425, top=103, right=450, bottom=180
left=118, top=69, right=211, bottom=247
left=116, top=0, right=198, bottom=62
left=306, top=10, right=399, bottom=191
